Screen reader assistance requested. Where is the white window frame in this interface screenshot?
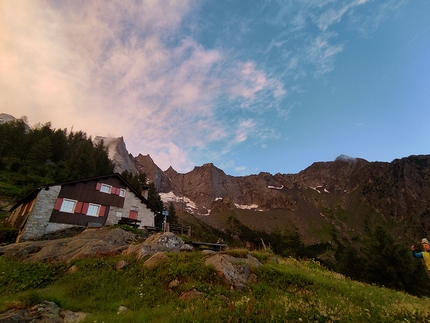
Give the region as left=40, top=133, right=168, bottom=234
left=100, top=184, right=112, bottom=194
left=119, top=188, right=126, bottom=197
left=87, top=203, right=100, bottom=216
left=60, top=199, right=77, bottom=213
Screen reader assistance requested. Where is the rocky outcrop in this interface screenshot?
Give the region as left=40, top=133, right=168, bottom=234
left=134, top=153, right=172, bottom=192
left=204, top=253, right=262, bottom=289
left=0, top=227, right=136, bottom=262
left=0, top=301, right=88, bottom=323
left=123, top=232, right=185, bottom=259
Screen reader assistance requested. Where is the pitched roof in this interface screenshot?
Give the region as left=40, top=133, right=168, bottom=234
left=9, top=173, right=156, bottom=213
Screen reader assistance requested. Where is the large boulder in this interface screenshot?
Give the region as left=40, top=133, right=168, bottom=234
left=142, top=252, right=169, bottom=268
left=204, top=253, right=262, bottom=289
left=124, top=232, right=184, bottom=259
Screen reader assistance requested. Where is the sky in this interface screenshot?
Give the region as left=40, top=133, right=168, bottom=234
left=1, top=0, right=429, bottom=176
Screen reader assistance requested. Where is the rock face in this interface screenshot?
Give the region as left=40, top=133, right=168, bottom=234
left=134, top=153, right=172, bottom=191
left=0, top=113, right=19, bottom=124
left=0, top=113, right=31, bottom=131
left=93, top=136, right=137, bottom=174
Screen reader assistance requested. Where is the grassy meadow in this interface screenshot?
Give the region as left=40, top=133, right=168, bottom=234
left=1, top=250, right=430, bottom=323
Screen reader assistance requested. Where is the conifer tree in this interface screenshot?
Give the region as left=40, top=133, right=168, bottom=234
left=147, top=182, right=165, bottom=228
left=362, top=225, right=430, bottom=296
left=337, top=244, right=365, bottom=281
left=93, top=139, right=114, bottom=176
left=168, top=202, right=179, bottom=224
left=68, top=139, right=95, bottom=178
left=50, top=128, right=68, bottom=162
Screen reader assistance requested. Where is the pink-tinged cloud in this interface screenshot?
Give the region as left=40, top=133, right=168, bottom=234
left=0, top=1, right=284, bottom=173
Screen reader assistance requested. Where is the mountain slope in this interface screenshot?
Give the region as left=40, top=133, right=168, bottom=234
left=101, top=136, right=430, bottom=252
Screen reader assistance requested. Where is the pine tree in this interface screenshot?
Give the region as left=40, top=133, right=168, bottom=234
left=68, top=139, right=95, bottom=178
left=362, top=225, right=430, bottom=296
left=93, top=139, right=115, bottom=176
left=50, top=128, right=68, bottom=162
left=168, top=202, right=179, bottom=224
left=147, top=182, right=164, bottom=228
left=337, top=244, right=365, bottom=281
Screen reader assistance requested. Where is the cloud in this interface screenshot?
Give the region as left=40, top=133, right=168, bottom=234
left=235, top=119, right=256, bottom=143
left=0, top=0, right=408, bottom=175
left=0, top=0, right=284, bottom=173
left=307, top=33, right=344, bottom=77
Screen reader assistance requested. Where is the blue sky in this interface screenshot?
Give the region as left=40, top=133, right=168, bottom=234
left=1, top=1, right=429, bottom=176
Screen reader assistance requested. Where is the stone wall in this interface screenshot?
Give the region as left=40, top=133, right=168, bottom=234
left=18, top=185, right=61, bottom=241
left=105, top=187, right=155, bottom=228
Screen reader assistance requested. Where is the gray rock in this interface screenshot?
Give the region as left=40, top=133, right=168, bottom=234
left=204, top=254, right=258, bottom=289
left=143, top=252, right=169, bottom=268
left=179, top=289, right=205, bottom=301
left=114, top=260, right=129, bottom=270
left=0, top=301, right=89, bottom=323
left=180, top=244, right=193, bottom=252
left=62, top=311, right=88, bottom=323
left=124, top=232, right=184, bottom=259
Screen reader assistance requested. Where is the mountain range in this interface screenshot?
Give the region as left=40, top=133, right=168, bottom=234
left=96, top=135, right=430, bottom=260
left=1, top=111, right=427, bottom=260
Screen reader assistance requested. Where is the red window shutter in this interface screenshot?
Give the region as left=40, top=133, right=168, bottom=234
left=99, top=206, right=106, bottom=217
left=96, top=183, right=102, bottom=191
left=53, top=198, right=63, bottom=210
left=82, top=203, right=89, bottom=214
left=129, top=210, right=138, bottom=220
left=114, top=187, right=120, bottom=195
left=75, top=201, right=83, bottom=214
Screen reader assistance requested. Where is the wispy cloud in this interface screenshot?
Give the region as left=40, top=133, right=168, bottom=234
left=0, top=0, right=284, bottom=172
left=0, top=0, right=409, bottom=175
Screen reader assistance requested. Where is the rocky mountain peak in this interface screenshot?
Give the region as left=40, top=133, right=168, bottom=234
left=165, top=166, right=178, bottom=176
left=93, top=136, right=137, bottom=174
left=134, top=153, right=172, bottom=192
left=0, top=113, right=31, bottom=132
left=0, top=113, right=18, bottom=124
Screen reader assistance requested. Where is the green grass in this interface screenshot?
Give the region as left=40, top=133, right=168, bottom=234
left=1, top=251, right=430, bottom=322
left=0, top=209, right=18, bottom=243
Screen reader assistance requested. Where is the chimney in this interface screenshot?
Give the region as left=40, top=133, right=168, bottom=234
left=141, top=186, right=149, bottom=199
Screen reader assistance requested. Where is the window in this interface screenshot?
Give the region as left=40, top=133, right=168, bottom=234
left=129, top=210, right=138, bottom=220
left=119, top=189, right=126, bottom=197
left=87, top=203, right=100, bottom=216
left=100, top=184, right=111, bottom=193
left=60, top=199, right=77, bottom=213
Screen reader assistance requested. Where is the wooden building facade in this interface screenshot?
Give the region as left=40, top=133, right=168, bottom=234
left=7, top=173, right=157, bottom=242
